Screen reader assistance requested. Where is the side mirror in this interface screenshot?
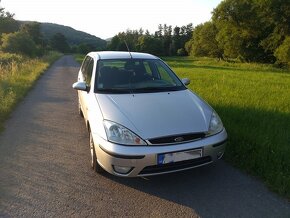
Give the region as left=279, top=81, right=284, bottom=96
left=182, top=78, right=190, bottom=86
left=72, top=81, right=88, bottom=92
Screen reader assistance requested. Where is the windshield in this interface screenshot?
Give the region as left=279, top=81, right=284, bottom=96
left=94, top=59, right=186, bottom=94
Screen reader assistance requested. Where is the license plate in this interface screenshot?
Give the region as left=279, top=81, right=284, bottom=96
left=157, top=149, right=202, bottom=165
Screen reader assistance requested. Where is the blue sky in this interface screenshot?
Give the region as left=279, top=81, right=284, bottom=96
left=1, top=0, right=222, bottom=39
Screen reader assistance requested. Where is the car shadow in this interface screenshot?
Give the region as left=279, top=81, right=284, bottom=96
left=102, top=161, right=290, bottom=217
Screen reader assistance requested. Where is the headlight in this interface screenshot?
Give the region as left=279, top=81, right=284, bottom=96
left=207, top=111, right=223, bottom=136
left=103, top=120, right=147, bottom=145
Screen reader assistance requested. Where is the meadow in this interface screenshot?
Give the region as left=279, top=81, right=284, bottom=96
left=0, top=52, right=61, bottom=131
left=164, top=56, right=290, bottom=199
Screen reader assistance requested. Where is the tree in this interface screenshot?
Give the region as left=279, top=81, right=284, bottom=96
left=274, top=36, right=290, bottom=66
left=155, top=24, right=163, bottom=38
left=186, top=22, right=222, bottom=58
left=1, top=31, right=37, bottom=56
left=136, top=35, right=163, bottom=56
left=208, top=0, right=290, bottom=62
left=0, top=5, right=19, bottom=36
left=77, top=43, right=99, bottom=54
left=212, top=0, right=267, bottom=61
left=171, top=26, right=181, bottom=54
left=178, top=23, right=193, bottom=56
left=50, top=33, right=70, bottom=53
left=19, top=22, right=45, bottom=55
left=107, top=35, right=121, bottom=51
left=77, top=43, right=90, bottom=54
left=20, top=22, right=43, bottom=45
left=163, top=24, right=172, bottom=55
left=258, top=0, right=290, bottom=58
left=180, top=24, right=193, bottom=45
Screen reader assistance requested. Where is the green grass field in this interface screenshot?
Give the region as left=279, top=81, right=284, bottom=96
left=0, top=51, right=61, bottom=131
left=164, top=56, right=290, bottom=199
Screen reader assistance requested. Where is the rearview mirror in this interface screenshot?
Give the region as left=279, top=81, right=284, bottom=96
left=182, top=78, right=190, bottom=86
left=72, top=81, right=88, bottom=92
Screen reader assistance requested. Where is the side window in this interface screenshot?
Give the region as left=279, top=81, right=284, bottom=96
left=81, top=56, right=90, bottom=74
left=85, top=59, right=94, bottom=85
left=81, top=56, right=94, bottom=85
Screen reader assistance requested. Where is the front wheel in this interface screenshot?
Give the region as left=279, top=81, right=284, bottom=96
left=90, top=131, right=103, bottom=173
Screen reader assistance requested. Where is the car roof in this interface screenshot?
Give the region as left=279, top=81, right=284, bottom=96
left=87, top=51, right=159, bottom=60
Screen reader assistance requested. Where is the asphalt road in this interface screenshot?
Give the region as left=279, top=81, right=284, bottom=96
left=0, top=55, right=289, bottom=218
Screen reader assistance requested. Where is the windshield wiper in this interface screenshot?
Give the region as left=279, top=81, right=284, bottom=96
left=133, top=87, right=179, bottom=93
left=97, top=88, right=131, bottom=94
left=97, top=86, right=183, bottom=94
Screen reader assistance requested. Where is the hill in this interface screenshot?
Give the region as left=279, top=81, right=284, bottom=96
left=40, top=22, right=107, bottom=49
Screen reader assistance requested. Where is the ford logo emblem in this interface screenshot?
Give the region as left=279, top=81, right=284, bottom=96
left=174, top=137, right=184, bottom=142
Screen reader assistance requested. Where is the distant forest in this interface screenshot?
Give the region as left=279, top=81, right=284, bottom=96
left=1, top=0, right=289, bottom=65
left=108, top=24, right=193, bottom=57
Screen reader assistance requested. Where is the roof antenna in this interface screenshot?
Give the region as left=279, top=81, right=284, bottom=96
left=124, top=40, right=133, bottom=59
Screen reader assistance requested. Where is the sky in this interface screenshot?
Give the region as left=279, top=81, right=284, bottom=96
left=1, top=0, right=222, bottom=39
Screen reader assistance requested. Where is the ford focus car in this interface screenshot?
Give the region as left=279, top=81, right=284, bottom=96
left=72, top=51, right=227, bottom=177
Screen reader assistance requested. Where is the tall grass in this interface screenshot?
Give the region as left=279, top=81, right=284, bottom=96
left=164, top=56, right=290, bottom=199
left=0, top=51, right=61, bottom=131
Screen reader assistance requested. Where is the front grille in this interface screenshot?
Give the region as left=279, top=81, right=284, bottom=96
left=139, top=156, right=212, bottom=175
left=148, top=133, right=206, bottom=145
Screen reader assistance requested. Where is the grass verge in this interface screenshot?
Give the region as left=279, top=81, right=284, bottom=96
left=74, top=54, right=84, bottom=64
left=0, top=51, right=62, bottom=131
left=164, top=56, right=290, bottom=199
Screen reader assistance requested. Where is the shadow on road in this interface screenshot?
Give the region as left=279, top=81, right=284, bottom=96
left=102, top=161, right=290, bottom=217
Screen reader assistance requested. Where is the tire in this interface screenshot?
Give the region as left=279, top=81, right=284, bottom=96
left=89, top=131, right=103, bottom=173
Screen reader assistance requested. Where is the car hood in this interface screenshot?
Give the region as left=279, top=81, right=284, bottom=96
left=95, top=90, right=213, bottom=139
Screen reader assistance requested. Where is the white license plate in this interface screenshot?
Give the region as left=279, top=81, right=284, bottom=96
left=157, top=149, right=202, bottom=165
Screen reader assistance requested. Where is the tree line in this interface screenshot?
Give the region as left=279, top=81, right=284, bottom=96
left=185, top=0, right=290, bottom=65
left=108, top=24, right=193, bottom=56
left=1, top=0, right=289, bottom=65
left=108, top=0, right=289, bottom=65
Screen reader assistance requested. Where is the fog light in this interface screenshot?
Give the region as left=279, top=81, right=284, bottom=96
left=113, top=165, right=133, bottom=174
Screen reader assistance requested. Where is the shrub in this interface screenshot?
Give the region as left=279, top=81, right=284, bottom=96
left=274, top=37, right=290, bottom=66
left=1, top=32, right=37, bottom=57
left=177, top=48, right=186, bottom=56
left=0, top=52, right=25, bottom=66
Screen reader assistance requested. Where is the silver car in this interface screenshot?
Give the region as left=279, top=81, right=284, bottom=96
left=73, top=51, right=227, bottom=177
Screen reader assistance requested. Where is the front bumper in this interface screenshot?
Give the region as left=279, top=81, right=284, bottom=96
left=93, top=129, right=227, bottom=177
